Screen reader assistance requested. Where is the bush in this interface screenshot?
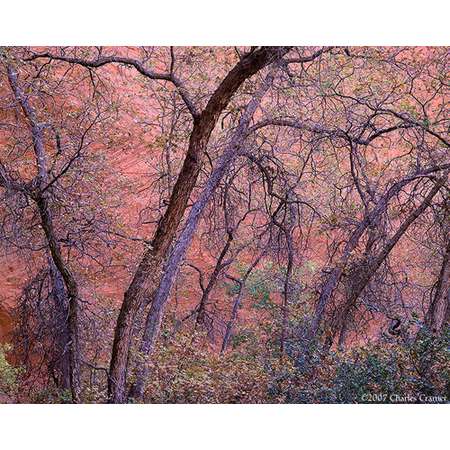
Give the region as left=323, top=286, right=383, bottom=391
left=139, top=330, right=270, bottom=403
left=280, top=326, right=450, bottom=404
left=0, top=344, right=21, bottom=399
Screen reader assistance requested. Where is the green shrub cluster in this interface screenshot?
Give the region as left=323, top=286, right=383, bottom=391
left=0, top=344, right=21, bottom=399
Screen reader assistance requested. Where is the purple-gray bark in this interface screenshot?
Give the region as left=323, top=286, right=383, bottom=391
left=127, top=74, right=274, bottom=400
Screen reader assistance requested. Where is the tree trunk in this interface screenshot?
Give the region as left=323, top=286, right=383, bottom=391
left=280, top=251, right=293, bottom=356
left=108, top=47, right=290, bottom=403
left=220, top=251, right=267, bottom=355
left=278, top=201, right=296, bottom=357
left=7, top=65, right=81, bottom=403
left=310, top=169, right=448, bottom=339
left=426, top=237, right=450, bottom=333
left=337, top=303, right=352, bottom=351
left=336, top=178, right=446, bottom=348
left=221, top=284, right=245, bottom=354
left=48, top=259, right=71, bottom=391
left=126, top=77, right=273, bottom=401
left=35, top=194, right=82, bottom=402
left=195, top=232, right=233, bottom=328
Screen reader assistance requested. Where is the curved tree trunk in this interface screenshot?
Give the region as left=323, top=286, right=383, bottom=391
left=35, top=194, right=81, bottom=401
left=108, top=48, right=290, bottom=403
left=126, top=77, right=273, bottom=401
left=7, top=65, right=81, bottom=402
left=310, top=168, right=449, bottom=340
left=336, top=178, right=447, bottom=349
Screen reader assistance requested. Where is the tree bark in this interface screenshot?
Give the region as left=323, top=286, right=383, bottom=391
left=336, top=178, right=447, bottom=348
left=195, top=231, right=233, bottom=328
left=426, top=236, right=450, bottom=333
left=220, top=251, right=266, bottom=355
left=309, top=168, right=449, bottom=340
left=221, top=283, right=245, bottom=355
left=108, top=48, right=290, bottom=403
left=48, top=258, right=71, bottom=391
left=274, top=197, right=296, bottom=357
left=126, top=76, right=273, bottom=401
left=7, top=65, right=81, bottom=402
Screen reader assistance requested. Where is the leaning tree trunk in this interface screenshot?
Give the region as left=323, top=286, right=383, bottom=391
left=126, top=77, right=273, bottom=401
left=336, top=178, right=446, bottom=349
left=108, top=47, right=290, bottom=403
left=196, top=231, right=233, bottom=328
left=221, top=282, right=245, bottom=355
left=309, top=168, right=449, bottom=340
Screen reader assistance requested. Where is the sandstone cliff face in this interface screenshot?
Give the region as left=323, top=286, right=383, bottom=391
left=0, top=47, right=446, bottom=355
left=0, top=261, right=25, bottom=343
left=0, top=306, right=12, bottom=342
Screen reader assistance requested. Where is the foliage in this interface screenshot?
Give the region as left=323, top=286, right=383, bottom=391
left=0, top=344, right=21, bottom=398
left=30, top=388, right=73, bottom=404
left=139, top=330, right=271, bottom=403
left=133, top=316, right=449, bottom=404
left=279, top=326, right=450, bottom=404
left=0, top=46, right=449, bottom=403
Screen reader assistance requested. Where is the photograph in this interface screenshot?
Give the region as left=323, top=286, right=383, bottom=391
left=0, top=2, right=448, bottom=448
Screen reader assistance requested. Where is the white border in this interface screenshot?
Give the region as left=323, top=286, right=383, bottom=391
left=1, top=2, right=448, bottom=448
left=0, top=404, right=447, bottom=449
left=1, top=0, right=449, bottom=45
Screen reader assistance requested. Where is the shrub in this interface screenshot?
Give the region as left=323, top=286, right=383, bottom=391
left=280, top=326, right=450, bottom=403
left=0, top=344, right=21, bottom=398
